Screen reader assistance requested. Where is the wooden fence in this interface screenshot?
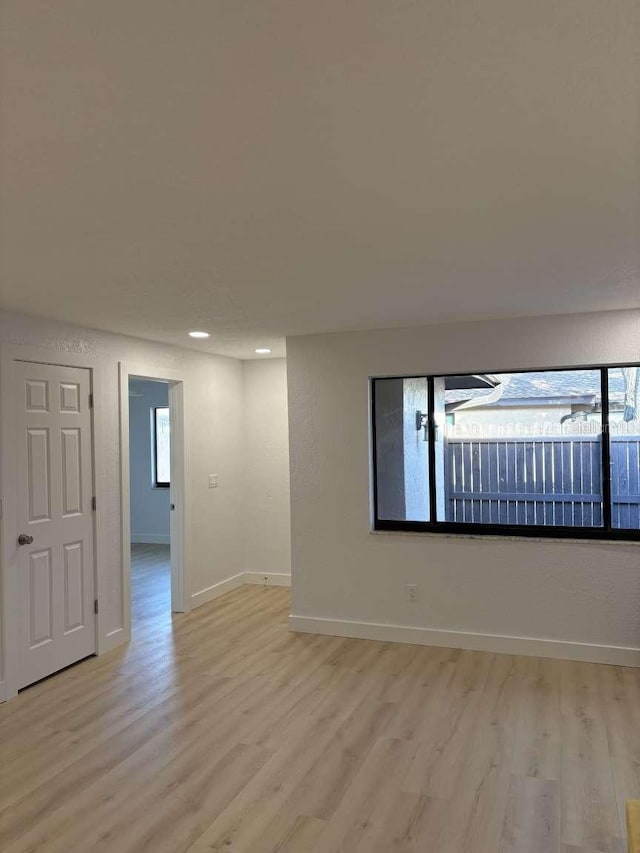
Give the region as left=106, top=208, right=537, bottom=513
left=610, top=436, right=640, bottom=528
left=444, top=435, right=640, bottom=528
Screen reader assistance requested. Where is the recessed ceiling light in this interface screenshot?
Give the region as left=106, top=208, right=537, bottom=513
left=255, top=348, right=271, bottom=354
left=188, top=331, right=210, bottom=339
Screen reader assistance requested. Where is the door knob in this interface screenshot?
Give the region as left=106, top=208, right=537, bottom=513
left=18, top=534, right=34, bottom=546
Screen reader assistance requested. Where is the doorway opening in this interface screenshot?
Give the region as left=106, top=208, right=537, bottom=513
left=128, top=378, right=172, bottom=632
left=120, top=364, right=187, bottom=643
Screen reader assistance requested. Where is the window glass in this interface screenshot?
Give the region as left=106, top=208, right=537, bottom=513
left=373, top=377, right=430, bottom=522
left=154, top=407, right=171, bottom=486
left=608, top=367, right=640, bottom=529
left=434, top=370, right=603, bottom=527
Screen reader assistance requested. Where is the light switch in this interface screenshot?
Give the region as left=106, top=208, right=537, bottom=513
left=208, top=474, right=219, bottom=489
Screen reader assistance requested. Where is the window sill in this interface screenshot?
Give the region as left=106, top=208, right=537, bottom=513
left=370, top=528, right=640, bottom=547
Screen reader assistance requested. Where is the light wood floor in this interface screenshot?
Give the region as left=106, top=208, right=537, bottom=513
left=1, top=545, right=638, bottom=852
left=130, top=542, right=172, bottom=631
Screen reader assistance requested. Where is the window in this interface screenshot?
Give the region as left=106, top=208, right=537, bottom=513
left=372, top=365, right=640, bottom=540
left=153, top=407, right=171, bottom=487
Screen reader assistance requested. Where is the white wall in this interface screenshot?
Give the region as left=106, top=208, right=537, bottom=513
left=287, top=310, right=640, bottom=665
left=242, top=359, right=291, bottom=581
left=129, top=379, right=170, bottom=544
left=0, top=310, right=245, bottom=669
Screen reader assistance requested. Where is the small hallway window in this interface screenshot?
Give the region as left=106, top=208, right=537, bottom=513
left=153, top=406, right=171, bottom=487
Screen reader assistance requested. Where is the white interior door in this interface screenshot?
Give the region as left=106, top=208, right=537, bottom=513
left=15, top=361, right=96, bottom=689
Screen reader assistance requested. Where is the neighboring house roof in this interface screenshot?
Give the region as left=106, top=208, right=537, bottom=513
left=445, top=369, right=630, bottom=408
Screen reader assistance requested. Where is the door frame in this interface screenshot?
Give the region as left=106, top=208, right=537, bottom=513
left=118, top=362, right=188, bottom=622
left=0, top=344, right=106, bottom=702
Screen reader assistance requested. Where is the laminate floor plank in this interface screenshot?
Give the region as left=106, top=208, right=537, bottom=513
left=560, top=714, right=624, bottom=852
left=498, top=774, right=560, bottom=853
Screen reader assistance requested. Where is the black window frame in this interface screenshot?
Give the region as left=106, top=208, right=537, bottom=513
left=371, top=363, right=640, bottom=542
left=152, top=406, right=170, bottom=489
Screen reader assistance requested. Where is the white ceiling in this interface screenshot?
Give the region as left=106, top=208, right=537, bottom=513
left=1, top=1, right=638, bottom=360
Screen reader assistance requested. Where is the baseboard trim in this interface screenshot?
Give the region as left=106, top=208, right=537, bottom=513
left=245, top=572, right=291, bottom=587
left=131, top=534, right=170, bottom=545
left=99, top=627, right=130, bottom=655
left=288, top=615, right=640, bottom=667
left=191, top=573, right=246, bottom=608
left=191, top=572, right=290, bottom=607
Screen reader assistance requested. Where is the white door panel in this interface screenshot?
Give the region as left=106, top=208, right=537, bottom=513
left=15, top=362, right=96, bottom=689
left=63, top=541, right=85, bottom=633
left=61, top=428, right=83, bottom=516
left=28, top=548, right=53, bottom=648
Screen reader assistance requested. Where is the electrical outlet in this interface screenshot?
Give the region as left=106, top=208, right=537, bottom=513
left=405, top=584, right=418, bottom=602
